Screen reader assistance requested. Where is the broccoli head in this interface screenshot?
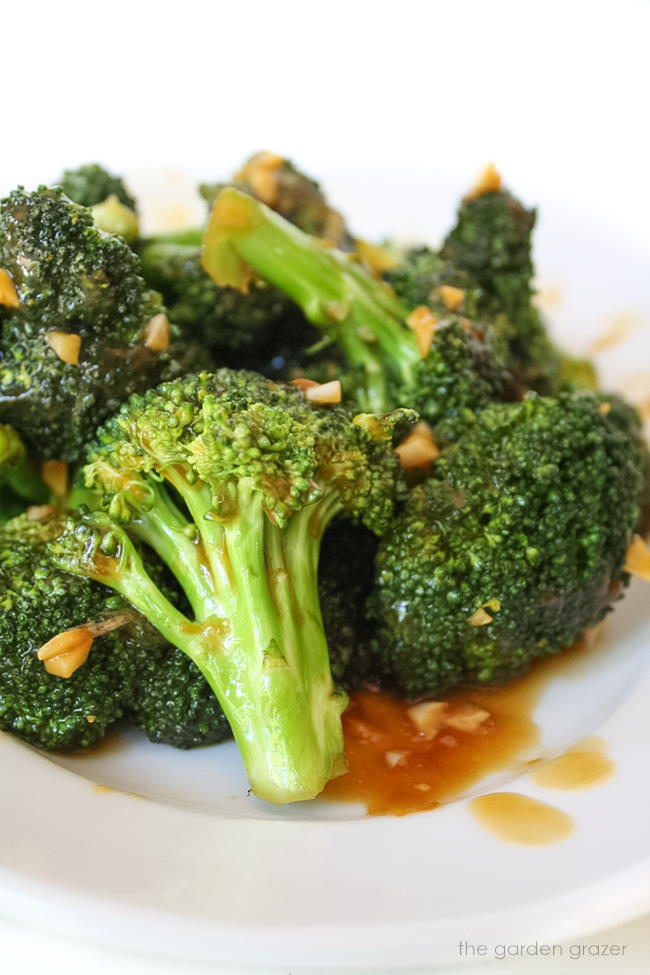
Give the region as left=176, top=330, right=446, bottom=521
left=58, top=163, right=137, bottom=211
left=384, top=247, right=482, bottom=320
left=49, top=369, right=410, bottom=803
left=367, top=391, right=643, bottom=697
left=440, top=179, right=566, bottom=392
left=57, top=163, right=139, bottom=242
left=138, top=230, right=294, bottom=356
left=129, top=639, right=232, bottom=749
left=0, top=187, right=187, bottom=460
left=0, top=511, right=137, bottom=750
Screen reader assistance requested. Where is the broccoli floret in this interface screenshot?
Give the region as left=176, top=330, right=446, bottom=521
left=49, top=369, right=410, bottom=803
left=384, top=247, right=483, bottom=319
left=201, top=151, right=354, bottom=249
left=202, top=188, right=515, bottom=433
left=0, top=187, right=188, bottom=460
left=0, top=424, right=48, bottom=520
left=440, top=183, right=566, bottom=392
left=409, top=319, right=520, bottom=445
left=58, top=164, right=136, bottom=211
left=366, top=391, right=643, bottom=697
left=138, top=231, right=293, bottom=355
left=0, top=512, right=136, bottom=750
left=129, top=640, right=232, bottom=749
left=58, top=164, right=139, bottom=242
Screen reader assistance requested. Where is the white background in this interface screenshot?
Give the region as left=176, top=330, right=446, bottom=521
left=2, top=0, right=650, bottom=971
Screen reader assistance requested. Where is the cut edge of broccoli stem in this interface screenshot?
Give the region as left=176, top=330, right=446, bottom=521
left=52, top=477, right=349, bottom=805
left=202, top=187, right=420, bottom=414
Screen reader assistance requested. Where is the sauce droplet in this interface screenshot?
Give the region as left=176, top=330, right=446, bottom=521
left=469, top=792, right=574, bottom=846
left=530, top=737, right=615, bottom=791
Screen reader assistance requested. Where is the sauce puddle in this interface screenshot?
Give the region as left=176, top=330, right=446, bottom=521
left=323, top=631, right=601, bottom=816
left=530, top=736, right=615, bottom=791
left=469, top=793, right=574, bottom=846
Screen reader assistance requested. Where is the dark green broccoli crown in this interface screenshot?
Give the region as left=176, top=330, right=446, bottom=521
left=83, top=369, right=409, bottom=535
left=129, top=639, right=232, bottom=749
left=368, top=392, right=643, bottom=697
left=0, top=424, right=47, bottom=520
left=441, top=187, right=566, bottom=393
left=442, top=189, right=536, bottom=303
left=0, top=187, right=159, bottom=339
left=384, top=247, right=482, bottom=319
left=139, top=239, right=291, bottom=353
left=409, top=319, right=519, bottom=444
left=0, top=512, right=135, bottom=750
left=0, top=187, right=185, bottom=460
left=58, top=164, right=136, bottom=210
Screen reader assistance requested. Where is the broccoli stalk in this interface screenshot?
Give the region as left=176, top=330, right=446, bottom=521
left=202, top=187, right=419, bottom=414
left=51, top=370, right=408, bottom=803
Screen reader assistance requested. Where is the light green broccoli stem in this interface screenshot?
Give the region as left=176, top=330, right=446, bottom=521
left=202, top=187, right=419, bottom=413
left=161, top=471, right=348, bottom=803
left=59, top=477, right=349, bottom=804
left=0, top=425, right=48, bottom=503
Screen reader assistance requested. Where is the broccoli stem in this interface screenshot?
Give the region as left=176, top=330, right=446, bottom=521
left=129, top=479, right=221, bottom=620
left=202, top=188, right=419, bottom=413
left=188, top=491, right=347, bottom=803
left=60, top=479, right=349, bottom=804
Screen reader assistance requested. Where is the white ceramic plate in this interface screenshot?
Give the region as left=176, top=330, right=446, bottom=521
left=1, top=168, right=650, bottom=973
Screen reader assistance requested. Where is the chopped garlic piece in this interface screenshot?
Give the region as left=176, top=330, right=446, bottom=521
left=466, top=162, right=502, bottom=200
left=355, top=238, right=399, bottom=275
left=26, top=504, right=57, bottom=521
left=290, top=377, right=320, bottom=391
left=0, top=268, right=20, bottom=308
left=41, top=460, right=68, bottom=497
left=45, top=330, right=81, bottom=365
left=243, top=151, right=284, bottom=207
left=38, top=627, right=94, bottom=662
left=598, top=402, right=612, bottom=415
left=406, top=306, right=438, bottom=357
left=468, top=607, right=493, bottom=626
left=624, top=534, right=650, bottom=581
left=39, top=627, right=94, bottom=678
left=385, top=750, right=408, bottom=768
left=305, top=380, right=342, bottom=404
left=407, top=700, right=448, bottom=739
left=324, top=300, right=350, bottom=323
left=395, top=427, right=439, bottom=470
left=438, top=285, right=465, bottom=311
left=444, top=703, right=491, bottom=733
left=144, top=313, right=171, bottom=352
